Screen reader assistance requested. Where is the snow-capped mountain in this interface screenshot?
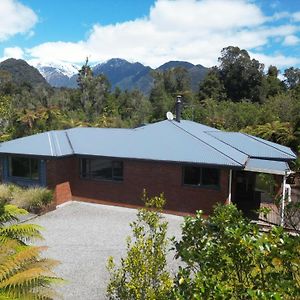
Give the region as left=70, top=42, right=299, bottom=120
left=28, top=58, right=208, bottom=93
left=28, top=60, right=79, bottom=88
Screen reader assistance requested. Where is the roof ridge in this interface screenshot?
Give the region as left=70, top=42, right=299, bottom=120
left=170, top=121, right=244, bottom=166
left=47, top=132, right=55, bottom=156
left=65, top=131, right=75, bottom=154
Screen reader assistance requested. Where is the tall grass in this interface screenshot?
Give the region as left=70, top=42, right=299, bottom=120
left=0, top=184, right=53, bottom=213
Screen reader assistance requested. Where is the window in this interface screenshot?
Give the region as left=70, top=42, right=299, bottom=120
left=9, top=157, right=39, bottom=180
left=80, top=158, right=123, bottom=181
left=183, top=166, right=220, bottom=188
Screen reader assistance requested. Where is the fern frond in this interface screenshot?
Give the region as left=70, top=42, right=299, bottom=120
left=0, top=205, right=27, bottom=225
left=0, top=223, right=43, bottom=244
left=0, top=245, right=47, bottom=281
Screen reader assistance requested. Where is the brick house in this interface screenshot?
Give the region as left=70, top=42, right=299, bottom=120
left=0, top=114, right=296, bottom=217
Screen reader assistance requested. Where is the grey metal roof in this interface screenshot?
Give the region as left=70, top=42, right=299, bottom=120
left=207, top=131, right=296, bottom=160
left=0, top=130, right=73, bottom=157
left=0, top=119, right=296, bottom=173
left=67, top=121, right=240, bottom=166
left=244, top=158, right=290, bottom=175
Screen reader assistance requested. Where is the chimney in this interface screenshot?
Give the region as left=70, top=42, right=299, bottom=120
left=175, top=95, right=182, bottom=122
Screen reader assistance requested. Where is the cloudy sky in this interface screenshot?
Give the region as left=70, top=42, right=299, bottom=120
left=0, top=0, right=300, bottom=69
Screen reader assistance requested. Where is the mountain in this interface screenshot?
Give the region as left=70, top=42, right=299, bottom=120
left=30, top=58, right=209, bottom=93
left=93, top=58, right=154, bottom=93
left=31, top=61, right=79, bottom=88
left=0, top=58, right=49, bottom=88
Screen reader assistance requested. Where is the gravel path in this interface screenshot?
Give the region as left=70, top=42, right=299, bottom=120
left=27, top=201, right=183, bottom=300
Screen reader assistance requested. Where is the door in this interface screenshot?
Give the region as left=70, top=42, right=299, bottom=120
left=233, top=171, right=260, bottom=219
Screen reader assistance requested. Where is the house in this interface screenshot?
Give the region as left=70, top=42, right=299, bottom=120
left=0, top=102, right=296, bottom=217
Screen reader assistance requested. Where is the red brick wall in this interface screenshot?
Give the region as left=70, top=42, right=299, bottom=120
left=46, top=157, right=230, bottom=214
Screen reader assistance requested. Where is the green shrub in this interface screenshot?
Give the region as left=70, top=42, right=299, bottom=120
left=172, top=204, right=300, bottom=300
left=106, top=192, right=173, bottom=300
left=11, top=186, right=53, bottom=213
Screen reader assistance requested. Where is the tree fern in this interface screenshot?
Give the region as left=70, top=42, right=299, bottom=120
left=0, top=201, right=63, bottom=299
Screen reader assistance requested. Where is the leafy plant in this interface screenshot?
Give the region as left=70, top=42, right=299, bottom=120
left=106, top=192, right=173, bottom=300
left=172, top=204, right=300, bottom=300
left=0, top=201, right=63, bottom=299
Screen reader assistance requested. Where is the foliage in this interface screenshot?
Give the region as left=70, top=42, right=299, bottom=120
left=198, top=67, right=226, bottom=101
left=0, top=184, right=13, bottom=203
left=0, top=184, right=53, bottom=213
left=0, top=202, right=63, bottom=299
left=218, top=46, right=265, bottom=103
left=284, top=67, right=300, bottom=89
left=242, top=121, right=300, bottom=149
left=172, top=204, right=300, bottom=300
left=11, top=187, right=53, bottom=213
left=106, top=192, right=173, bottom=300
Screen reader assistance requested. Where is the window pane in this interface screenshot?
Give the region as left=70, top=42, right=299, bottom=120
left=113, top=161, right=123, bottom=181
left=202, top=168, right=219, bottom=187
left=90, top=159, right=112, bottom=179
left=10, top=157, right=39, bottom=180
left=10, top=157, right=30, bottom=178
left=184, top=166, right=201, bottom=185
left=30, top=159, right=39, bottom=180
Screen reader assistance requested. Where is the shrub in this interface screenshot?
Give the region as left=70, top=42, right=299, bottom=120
left=11, top=186, right=53, bottom=213
left=106, top=192, right=173, bottom=300
left=172, top=204, right=300, bottom=300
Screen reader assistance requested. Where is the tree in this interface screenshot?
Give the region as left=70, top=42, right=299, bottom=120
left=173, top=204, right=300, bottom=299
left=263, top=66, right=285, bottom=99
left=218, top=46, right=265, bottom=102
left=76, top=58, right=111, bottom=119
left=107, top=192, right=173, bottom=300
left=284, top=67, right=300, bottom=89
left=0, top=202, right=63, bottom=299
left=198, top=67, right=226, bottom=101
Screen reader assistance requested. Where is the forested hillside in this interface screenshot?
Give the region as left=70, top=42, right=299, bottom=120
left=0, top=46, right=299, bottom=156
left=0, top=59, right=49, bottom=88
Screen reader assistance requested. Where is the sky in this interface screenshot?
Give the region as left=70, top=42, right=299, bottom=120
left=0, top=0, right=300, bottom=70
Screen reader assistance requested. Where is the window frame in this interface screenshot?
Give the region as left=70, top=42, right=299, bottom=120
left=80, top=157, right=124, bottom=182
left=182, top=165, right=220, bottom=190
left=8, top=156, right=40, bottom=181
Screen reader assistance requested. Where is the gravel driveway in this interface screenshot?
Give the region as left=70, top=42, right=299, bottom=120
left=28, top=201, right=183, bottom=300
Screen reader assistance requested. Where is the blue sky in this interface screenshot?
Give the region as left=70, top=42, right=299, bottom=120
left=0, top=0, right=299, bottom=69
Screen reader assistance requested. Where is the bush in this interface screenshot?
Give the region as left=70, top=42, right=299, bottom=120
left=106, top=192, right=173, bottom=300
left=172, top=204, right=300, bottom=299
left=10, top=186, right=53, bottom=213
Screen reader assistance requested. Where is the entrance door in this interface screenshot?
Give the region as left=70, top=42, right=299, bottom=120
left=233, top=171, right=260, bottom=219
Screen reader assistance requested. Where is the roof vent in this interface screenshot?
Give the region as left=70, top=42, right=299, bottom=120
left=175, top=95, right=182, bottom=122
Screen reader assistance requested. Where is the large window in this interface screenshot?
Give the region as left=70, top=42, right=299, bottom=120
left=183, top=166, right=220, bottom=188
left=80, top=158, right=123, bottom=181
left=9, top=157, right=39, bottom=180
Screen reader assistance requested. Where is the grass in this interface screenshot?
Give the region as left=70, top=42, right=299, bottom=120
left=0, top=184, right=53, bottom=213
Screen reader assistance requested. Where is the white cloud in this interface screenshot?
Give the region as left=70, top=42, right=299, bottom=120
left=292, top=11, right=300, bottom=22
left=3, top=47, right=24, bottom=59
left=25, top=0, right=300, bottom=68
left=283, top=35, right=300, bottom=46
left=0, top=0, right=38, bottom=41
left=250, top=52, right=300, bottom=69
